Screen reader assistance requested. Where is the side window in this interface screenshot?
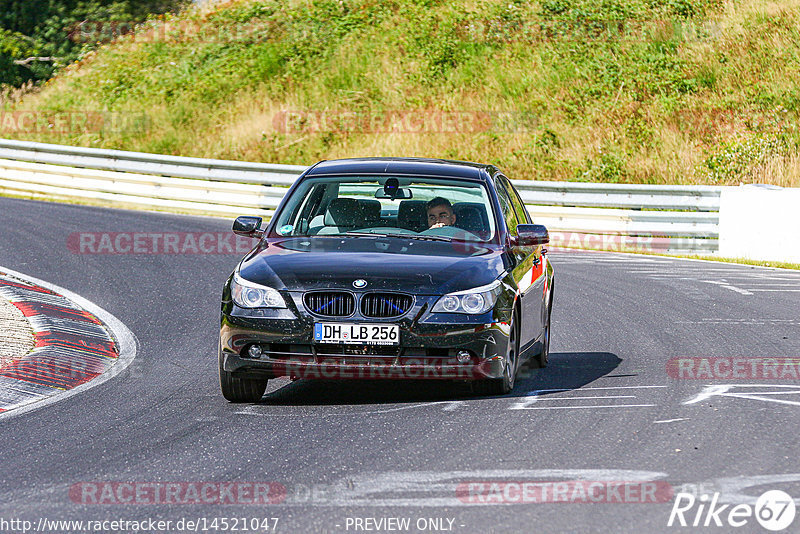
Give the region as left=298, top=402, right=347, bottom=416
left=499, top=175, right=530, bottom=224
left=494, top=177, right=519, bottom=235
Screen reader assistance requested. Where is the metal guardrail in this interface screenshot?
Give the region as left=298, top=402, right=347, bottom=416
left=0, top=139, right=306, bottom=185
left=0, top=139, right=723, bottom=253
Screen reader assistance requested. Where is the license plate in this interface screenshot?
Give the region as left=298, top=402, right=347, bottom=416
left=314, top=323, right=399, bottom=345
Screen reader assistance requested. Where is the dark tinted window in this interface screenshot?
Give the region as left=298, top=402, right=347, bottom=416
left=499, top=175, right=530, bottom=225
left=494, top=177, right=518, bottom=235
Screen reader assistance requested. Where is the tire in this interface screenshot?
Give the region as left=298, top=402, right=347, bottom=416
left=532, top=294, right=552, bottom=369
left=219, top=347, right=268, bottom=403
left=537, top=309, right=551, bottom=368
left=531, top=310, right=550, bottom=369
left=474, top=310, right=519, bottom=396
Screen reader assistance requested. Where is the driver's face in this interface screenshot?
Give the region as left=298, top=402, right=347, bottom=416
left=427, top=205, right=456, bottom=228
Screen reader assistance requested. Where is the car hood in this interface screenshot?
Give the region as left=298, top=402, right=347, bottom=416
left=237, top=237, right=507, bottom=295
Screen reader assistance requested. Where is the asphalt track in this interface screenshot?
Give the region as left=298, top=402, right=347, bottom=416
left=1, top=196, right=799, bottom=534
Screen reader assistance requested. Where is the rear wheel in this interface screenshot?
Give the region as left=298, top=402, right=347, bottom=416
left=538, top=309, right=551, bottom=368
left=474, top=310, right=519, bottom=396
left=219, top=346, right=268, bottom=402
left=532, top=291, right=552, bottom=369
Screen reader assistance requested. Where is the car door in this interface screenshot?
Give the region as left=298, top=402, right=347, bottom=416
left=497, top=175, right=545, bottom=353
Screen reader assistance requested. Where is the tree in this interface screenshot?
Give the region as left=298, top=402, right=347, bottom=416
left=0, top=0, right=189, bottom=87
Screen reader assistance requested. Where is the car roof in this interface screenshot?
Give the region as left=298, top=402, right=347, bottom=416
left=304, top=157, right=496, bottom=182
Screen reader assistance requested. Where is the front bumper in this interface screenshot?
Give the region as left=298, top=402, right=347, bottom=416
left=220, top=295, right=511, bottom=381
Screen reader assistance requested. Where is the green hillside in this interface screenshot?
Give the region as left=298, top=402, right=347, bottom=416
left=2, top=0, right=799, bottom=186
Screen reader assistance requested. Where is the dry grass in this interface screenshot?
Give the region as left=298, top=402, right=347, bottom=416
left=3, top=0, right=800, bottom=186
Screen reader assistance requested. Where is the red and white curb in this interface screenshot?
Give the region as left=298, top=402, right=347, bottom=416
left=0, top=266, right=136, bottom=420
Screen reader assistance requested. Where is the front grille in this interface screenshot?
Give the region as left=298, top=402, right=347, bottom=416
left=304, top=291, right=355, bottom=317
left=360, top=292, right=413, bottom=318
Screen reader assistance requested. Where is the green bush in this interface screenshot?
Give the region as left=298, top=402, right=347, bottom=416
left=5, top=0, right=800, bottom=186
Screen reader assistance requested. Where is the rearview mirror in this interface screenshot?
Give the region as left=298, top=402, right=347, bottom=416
left=232, top=216, right=264, bottom=238
left=514, top=224, right=549, bottom=247
left=374, top=187, right=412, bottom=200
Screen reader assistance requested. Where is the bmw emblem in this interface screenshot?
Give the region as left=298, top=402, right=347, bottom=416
left=353, top=279, right=367, bottom=289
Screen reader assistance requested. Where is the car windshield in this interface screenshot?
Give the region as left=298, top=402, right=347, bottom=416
left=271, top=176, right=497, bottom=243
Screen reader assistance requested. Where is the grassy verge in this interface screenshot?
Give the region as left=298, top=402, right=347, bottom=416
left=1, top=0, right=799, bottom=186
left=552, top=245, right=800, bottom=270
left=672, top=254, right=800, bottom=270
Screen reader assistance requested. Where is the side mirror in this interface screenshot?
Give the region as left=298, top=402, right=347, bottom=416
left=514, top=224, right=549, bottom=247
left=232, top=216, right=264, bottom=238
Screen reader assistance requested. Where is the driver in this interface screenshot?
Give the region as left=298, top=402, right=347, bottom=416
left=426, top=197, right=457, bottom=229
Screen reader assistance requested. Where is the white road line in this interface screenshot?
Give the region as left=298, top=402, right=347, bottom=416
left=554, top=249, right=800, bottom=274
left=675, top=320, right=800, bottom=325
left=725, top=391, right=800, bottom=396
left=722, top=286, right=754, bottom=295
left=510, top=404, right=656, bottom=410
left=277, top=469, right=670, bottom=507
left=721, top=394, right=800, bottom=407
left=684, top=384, right=800, bottom=407
left=0, top=266, right=138, bottom=421
left=653, top=418, right=688, bottom=424
left=711, top=275, right=800, bottom=280
left=526, top=385, right=667, bottom=394
left=526, top=395, right=636, bottom=401
left=737, top=282, right=800, bottom=286
left=749, top=289, right=800, bottom=292
left=677, top=318, right=797, bottom=322
left=696, top=474, right=800, bottom=506
left=647, top=274, right=800, bottom=280
left=700, top=280, right=753, bottom=295
left=598, top=260, right=662, bottom=263
left=512, top=386, right=665, bottom=410
left=236, top=401, right=460, bottom=417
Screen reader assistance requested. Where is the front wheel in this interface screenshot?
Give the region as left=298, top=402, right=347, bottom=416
left=219, top=347, right=268, bottom=402
left=473, top=311, right=519, bottom=396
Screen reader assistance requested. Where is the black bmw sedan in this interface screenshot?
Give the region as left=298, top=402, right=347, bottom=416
left=219, top=158, right=554, bottom=401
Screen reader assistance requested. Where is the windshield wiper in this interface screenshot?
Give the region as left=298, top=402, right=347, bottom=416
left=341, top=231, right=393, bottom=238
left=403, top=234, right=453, bottom=242
left=333, top=231, right=454, bottom=242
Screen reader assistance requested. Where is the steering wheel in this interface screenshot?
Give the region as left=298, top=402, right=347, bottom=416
left=418, top=225, right=481, bottom=241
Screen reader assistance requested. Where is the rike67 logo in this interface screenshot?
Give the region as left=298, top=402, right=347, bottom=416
left=668, top=490, right=796, bottom=531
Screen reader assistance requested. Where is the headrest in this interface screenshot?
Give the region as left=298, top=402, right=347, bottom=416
left=397, top=200, right=428, bottom=232
left=453, top=202, right=489, bottom=234
left=324, top=198, right=362, bottom=226
left=359, top=199, right=382, bottom=222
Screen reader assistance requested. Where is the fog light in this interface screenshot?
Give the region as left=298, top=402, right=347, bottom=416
left=248, top=345, right=263, bottom=359
left=457, top=351, right=471, bottom=364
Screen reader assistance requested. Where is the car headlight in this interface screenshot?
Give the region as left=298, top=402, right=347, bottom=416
left=431, top=280, right=502, bottom=315
left=230, top=273, right=286, bottom=308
